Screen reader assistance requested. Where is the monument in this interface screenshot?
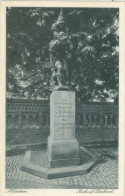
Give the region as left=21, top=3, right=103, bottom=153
left=48, top=9, right=80, bottom=168
left=21, top=9, right=98, bottom=179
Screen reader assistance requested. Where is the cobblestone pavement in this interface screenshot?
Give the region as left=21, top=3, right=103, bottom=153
left=6, top=146, right=118, bottom=189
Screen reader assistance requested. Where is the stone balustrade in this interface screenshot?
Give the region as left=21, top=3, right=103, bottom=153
left=6, top=99, right=118, bottom=147
left=6, top=101, right=118, bottom=128
left=6, top=99, right=50, bottom=127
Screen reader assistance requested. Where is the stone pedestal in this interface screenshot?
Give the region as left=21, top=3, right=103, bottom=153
left=48, top=91, right=80, bottom=168
left=21, top=90, right=98, bottom=179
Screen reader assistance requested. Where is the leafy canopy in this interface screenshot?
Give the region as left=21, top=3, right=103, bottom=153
left=6, top=8, right=119, bottom=101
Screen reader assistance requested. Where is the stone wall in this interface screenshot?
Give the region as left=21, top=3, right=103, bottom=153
left=6, top=99, right=118, bottom=148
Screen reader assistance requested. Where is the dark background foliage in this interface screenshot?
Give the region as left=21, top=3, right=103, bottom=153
left=6, top=7, right=119, bottom=102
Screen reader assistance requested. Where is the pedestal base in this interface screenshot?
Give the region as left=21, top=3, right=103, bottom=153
left=48, top=136, right=80, bottom=168
left=48, top=157, right=80, bottom=168
left=21, top=147, right=98, bottom=179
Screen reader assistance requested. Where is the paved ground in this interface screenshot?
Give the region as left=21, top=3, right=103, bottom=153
left=6, top=146, right=118, bottom=189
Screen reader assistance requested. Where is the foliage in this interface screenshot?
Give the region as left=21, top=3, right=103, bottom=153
left=6, top=7, right=119, bottom=101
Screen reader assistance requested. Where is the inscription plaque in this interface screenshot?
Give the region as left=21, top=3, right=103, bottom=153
left=50, top=91, right=75, bottom=140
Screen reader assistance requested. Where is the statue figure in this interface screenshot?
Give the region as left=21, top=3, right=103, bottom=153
left=49, top=9, right=73, bottom=91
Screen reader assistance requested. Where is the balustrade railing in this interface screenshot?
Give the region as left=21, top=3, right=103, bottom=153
left=6, top=99, right=118, bottom=146
left=6, top=100, right=118, bottom=129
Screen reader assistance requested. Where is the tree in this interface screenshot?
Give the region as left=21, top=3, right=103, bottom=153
left=6, top=7, right=119, bottom=101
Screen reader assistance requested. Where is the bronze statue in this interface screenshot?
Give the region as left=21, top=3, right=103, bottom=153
left=49, top=9, right=73, bottom=91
